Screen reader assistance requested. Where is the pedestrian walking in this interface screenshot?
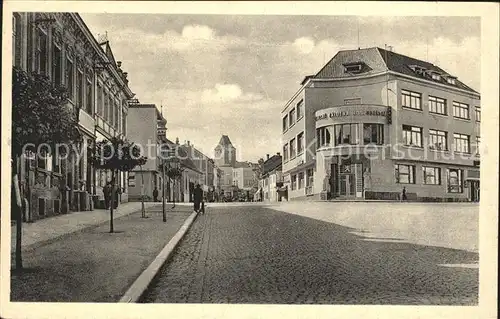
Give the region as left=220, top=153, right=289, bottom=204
left=402, top=186, right=407, bottom=201
left=153, top=187, right=159, bottom=202
left=193, top=184, right=204, bottom=214
left=114, top=186, right=121, bottom=209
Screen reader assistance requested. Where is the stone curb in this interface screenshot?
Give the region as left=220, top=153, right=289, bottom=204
left=119, top=210, right=198, bottom=303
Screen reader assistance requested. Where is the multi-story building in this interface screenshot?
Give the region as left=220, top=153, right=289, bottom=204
left=12, top=12, right=134, bottom=220
left=126, top=103, right=166, bottom=201
left=281, top=47, right=480, bottom=202
left=257, top=153, right=284, bottom=202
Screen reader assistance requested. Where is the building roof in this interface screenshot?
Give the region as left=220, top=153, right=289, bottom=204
left=218, top=135, right=233, bottom=146
left=262, top=155, right=282, bottom=175
left=313, top=47, right=478, bottom=94
left=161, top=139, right=202, bottom=174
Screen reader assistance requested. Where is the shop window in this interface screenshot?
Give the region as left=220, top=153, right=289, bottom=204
left=298, top=172, right=305, bottom=189
left=429, top=96, right=447, bottom=115
left=363, top=123, right=384, bottom=145
left=395, top=164, right=415, bottom=184
left=334, top=123, right=359, bottom=146
left=453, top=101, right=469, bottom=120
left=402, top=125, right=422, bottom=147
left=423, top=166, right=441, bottom=185
left=316, top=127, right=331, bottom=148
left=306, top=168, right=314, bottom=187
left=429, top=129, right=448, bottom=151
left=291, top=174, right=297, bottom=190
left=447, top=168, right=463, bottom=193
left=453, top=133, right=470, bottom=153
left=401, top=90, right=422, bottom=110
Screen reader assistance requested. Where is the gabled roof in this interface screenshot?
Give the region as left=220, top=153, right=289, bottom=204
left=312, top=47, right=478, bottom=94
left=100, top=41, right=118, bottom=69
left=161, top=140, right=202, bottom=174
left=262, top=155, right=282, bottom=175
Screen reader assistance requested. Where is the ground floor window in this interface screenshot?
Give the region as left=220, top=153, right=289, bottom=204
left=298, top=172, right=305, bottom=189
left=422, top=166, right=441, bottom=185
left=306, top=168, right=314, bottom=186
left=447, top=168, right=463, bottom=193
left=395, top=164, right=415, bottom=184
left=291, top=174, right=297, bottom=190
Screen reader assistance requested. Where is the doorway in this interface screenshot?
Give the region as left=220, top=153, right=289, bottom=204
left=470, top=180, right=480, bottom=202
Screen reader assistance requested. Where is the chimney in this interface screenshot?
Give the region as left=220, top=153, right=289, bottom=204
left=175, top=137, right=179, bottom=145
left=277, top=152, right=280, bottom=156
left=187, top=141, right=190, bottom=146
left=117, top=61, right=122, bottom=67
left=266, top=154, right=270, bottom=160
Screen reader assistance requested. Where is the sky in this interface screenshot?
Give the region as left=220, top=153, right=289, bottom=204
left=80, top=14, right=480, bottom=162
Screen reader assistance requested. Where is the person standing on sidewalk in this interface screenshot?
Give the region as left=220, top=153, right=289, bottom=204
left=153, top=187, right=159, bottom=202
left=193, top=184, right=204, bottom=214
left=402, top=186, right=407, bottom=201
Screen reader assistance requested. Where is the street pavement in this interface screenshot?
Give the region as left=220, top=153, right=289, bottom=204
left=143, top=204, right=478, bottom=305
left=10, top=205, right=193, bottom=302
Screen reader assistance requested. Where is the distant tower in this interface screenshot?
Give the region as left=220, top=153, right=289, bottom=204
left=214, top=135, right=236, bottom=167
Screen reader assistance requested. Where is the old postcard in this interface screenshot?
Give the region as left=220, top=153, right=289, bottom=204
left=1, top=1, right=498, bottom=319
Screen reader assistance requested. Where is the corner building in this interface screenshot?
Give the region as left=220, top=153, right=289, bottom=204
left=281, top=47, right=480, bottom=202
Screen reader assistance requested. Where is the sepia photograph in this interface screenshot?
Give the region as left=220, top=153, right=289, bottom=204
left=1, top=2, right=498, bottom=319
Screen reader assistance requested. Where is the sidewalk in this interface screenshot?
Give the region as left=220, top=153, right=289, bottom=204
left=10, top=204, right=195, bottom=302
left=11, top=201, right=159, bottom=249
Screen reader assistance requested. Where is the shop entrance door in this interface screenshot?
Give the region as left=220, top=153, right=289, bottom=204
left=339, top=164, right=355, bottom=197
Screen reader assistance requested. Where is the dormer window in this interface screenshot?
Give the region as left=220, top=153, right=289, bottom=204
left=446, top=77, right=456, bottom=85
left=431, top=73, right=441, bottom=81
left=408, top=65, right=427, bottom=76
left=343, top=61, right=367, bottom=74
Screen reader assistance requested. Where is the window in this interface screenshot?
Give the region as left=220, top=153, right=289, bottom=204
left=50, top=42, right=62, bottom=86
left=344, top=64, right=362, bottom=73
left=104, top=91, right=109, bottom=122
left=122, top=110, right=127, bottom=134
left=429, top=129, right=448, bottom=151
left=334, top=124, right=359, bottom=146
left=363, top=124, right=384, bottom=145
left=447, top=168, right=463, bottom=193
left=36, top=29, right=48, bottom=75
left=316, top=127, right=331, bottom=148
left=290, top=138, right=296, bottom=158
left=475, top=107, right=481, bottom=122
left=296, top=99, right=304, bottom=119
left=291, top=174, right=297, bottom=190
left=37, top=150, right=47, bottom=170
left=65, top=58, right=74, bottom=99
left=297, top=132, right=304, bottom=154
left=298, top=172, right=305, bottom=189
left=282, top=114, right=288, bottom=132
left=283, top=144, right=288, bottom=161
left=289, top=108, right=296, bottom=126
left=395, top=164, right=415, bottom=184
left=114, top=100, right=119, bottom=129
left=306, top=168, right=314, bottom=187
left=476, top=136, right=480, bottom=154
left=77, top=70, right=84, bottom=109
left=429, top=96, right=447, bottom=115
left=423, top=166, right=441, bottom=185
left=401, top=90, right=422, bottom=110
left=108, top=95, right=113, bottom=124
left=344, top=98, right=361, bottom=105
left=13, top=14, right=22, bottom=67
left=85, top=78, right=92, bottom=115
left=446, top=77, right=456, bottom=85
left=453, top=133, right=470, bottom=153
left=431, top=73, right=441, bottom=81
left=402, top=125, right=422, bottom=147
left=453, top=101, right=469, bottom=119
left=97, top=84, right=103, bottom=116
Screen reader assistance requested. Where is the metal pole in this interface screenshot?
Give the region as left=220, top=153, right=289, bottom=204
left=162, top=159, right=166, bottom=222
left=140, top=164, right=145, bottom=218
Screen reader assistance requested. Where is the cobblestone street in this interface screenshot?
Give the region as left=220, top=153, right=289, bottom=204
left=142, top=205, right=478, bottom=305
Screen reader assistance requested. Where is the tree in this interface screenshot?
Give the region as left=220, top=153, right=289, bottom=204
left=161, top=161, right=185, bottom=209
left=11, top=66, right=82, bottom=270
left=89, top=137, right=147, bottom=233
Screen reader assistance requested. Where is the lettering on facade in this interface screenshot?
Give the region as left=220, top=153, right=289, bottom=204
left=315, top=110, right=386, bottom=121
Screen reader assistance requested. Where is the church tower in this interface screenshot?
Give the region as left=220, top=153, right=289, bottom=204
left=214, top=135, right=236, bottom=167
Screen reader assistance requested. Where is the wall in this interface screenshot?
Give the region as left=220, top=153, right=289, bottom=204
left=127, top=107, right=158, bottom=171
